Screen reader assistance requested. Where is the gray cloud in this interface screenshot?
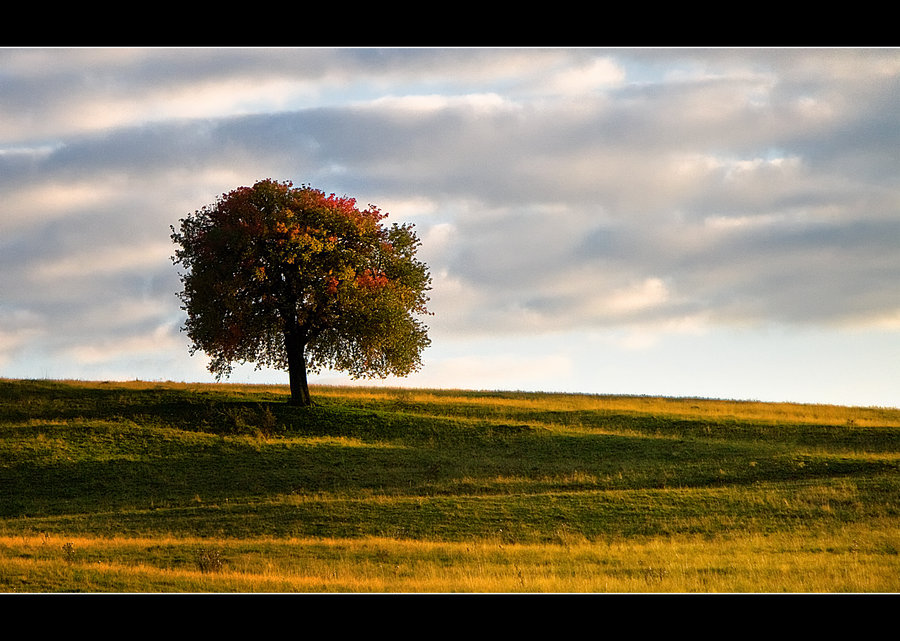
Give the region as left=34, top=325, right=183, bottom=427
left=2, top=48, right=899, bottom=388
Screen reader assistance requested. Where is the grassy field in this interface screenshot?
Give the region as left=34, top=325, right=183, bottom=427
left=1, top=378, right=899, bottom=593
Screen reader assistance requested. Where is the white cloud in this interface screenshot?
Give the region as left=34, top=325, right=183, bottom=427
left=419, top=223, right=456, bottom=264
left=413, top=352, right=573, bottom=390
left=0, top=309, right=45, bottom=367
left=592, top=312, right=712, bottom=351
left=71, top=76, right=321, bottom=134
left=381, top=196, right=440, bottom=220
left=838, top=308, right=900, bottom=331
left=606, top=277, right=670, bottom=314
left=2, top=180, right=121, bottom=232
left=62, top=323, right=181, bottom=365
left=544, top=57, right=626, bottom=95
left=367, top=92, right=517, bottom=114
left=32, top=242, right=172, bottom=282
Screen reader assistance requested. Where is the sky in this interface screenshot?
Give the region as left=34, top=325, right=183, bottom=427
left=1, top=47, right=899, bottom=408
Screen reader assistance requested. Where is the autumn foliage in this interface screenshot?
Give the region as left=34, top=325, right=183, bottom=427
left=171, top=179, right=432, bottom=405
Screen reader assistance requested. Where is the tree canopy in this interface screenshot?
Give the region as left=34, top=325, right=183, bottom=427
left=171, top=179, right=432, bottom=405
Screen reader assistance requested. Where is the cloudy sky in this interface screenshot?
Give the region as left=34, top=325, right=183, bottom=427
left=2, top=47, right=898, bottom=407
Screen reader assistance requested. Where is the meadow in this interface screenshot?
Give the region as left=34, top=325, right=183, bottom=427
left=1, top=378, right=899, bottom=593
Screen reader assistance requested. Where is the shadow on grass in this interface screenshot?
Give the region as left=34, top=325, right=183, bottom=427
left=3, top=379, right=899, bottom=541
left=2, top=416, right=897, bottom=519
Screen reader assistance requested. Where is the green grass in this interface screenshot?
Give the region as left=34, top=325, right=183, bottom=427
left=1, top=378, right=899, bottom=592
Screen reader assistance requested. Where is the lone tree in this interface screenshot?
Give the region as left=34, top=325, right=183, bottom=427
left=171, top=179, right=432, bottom=406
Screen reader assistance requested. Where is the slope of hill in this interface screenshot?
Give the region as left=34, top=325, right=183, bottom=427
left=1, top=378, right=898, bottom=592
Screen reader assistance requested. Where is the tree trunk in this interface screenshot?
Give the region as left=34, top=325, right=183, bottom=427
left=284, top=327, right=312, bottom=406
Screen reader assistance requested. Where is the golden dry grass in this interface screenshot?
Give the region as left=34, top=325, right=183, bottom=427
left=4, top=524, right=899, bottom=593
left=310, top=385, right=900, bottom=427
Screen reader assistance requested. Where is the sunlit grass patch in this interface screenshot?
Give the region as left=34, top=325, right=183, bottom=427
left=312, top=385, right=900, bottom=427
left=2, top=525, right=899, bottom=593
